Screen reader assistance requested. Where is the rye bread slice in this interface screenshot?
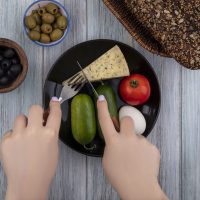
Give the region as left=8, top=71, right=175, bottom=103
left=124, top=0, right=200, bottom=69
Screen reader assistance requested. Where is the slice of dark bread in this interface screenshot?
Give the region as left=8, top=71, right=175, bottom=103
left=104, top=0, right=200, bottom=69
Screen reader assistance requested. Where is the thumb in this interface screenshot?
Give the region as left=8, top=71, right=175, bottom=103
left=97, top=95, right=116, bottom=143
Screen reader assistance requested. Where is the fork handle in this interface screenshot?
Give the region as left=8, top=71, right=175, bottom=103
left=45, top=80, right=63, bottom=102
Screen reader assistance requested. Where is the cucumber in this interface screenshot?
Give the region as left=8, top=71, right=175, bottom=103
left=71, top=94, right=96, bottom=145
left=94, top=84, right=119, bottom=139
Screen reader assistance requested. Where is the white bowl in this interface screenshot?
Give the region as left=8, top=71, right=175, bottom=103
left=23, top=0, right=70, bottom=47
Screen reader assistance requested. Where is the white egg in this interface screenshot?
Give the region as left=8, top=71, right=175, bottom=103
left=119, top=106, right=146, bottom=135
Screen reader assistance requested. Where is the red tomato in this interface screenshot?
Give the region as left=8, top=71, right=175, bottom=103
left=119, top=74, right=151, bottom=106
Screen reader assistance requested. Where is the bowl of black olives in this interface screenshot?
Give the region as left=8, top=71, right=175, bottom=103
left=0, top=38, right=28, bottom=93
left=23, top=0, right=70, bottom=47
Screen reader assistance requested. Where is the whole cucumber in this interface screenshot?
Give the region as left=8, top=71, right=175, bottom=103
left=71, top=94, right=96, bottom=145
left=94, top=84, right=119, bottom=139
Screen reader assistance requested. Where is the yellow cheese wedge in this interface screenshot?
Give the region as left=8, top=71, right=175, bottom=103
left=63, top=45, right=130, bottom=86
left=83, top=45, right=130, bottom=81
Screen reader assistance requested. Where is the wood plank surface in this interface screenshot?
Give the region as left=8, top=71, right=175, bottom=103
left=181, top=69, right=200, bottom=200
left=0, top=0, right=199, bottom=200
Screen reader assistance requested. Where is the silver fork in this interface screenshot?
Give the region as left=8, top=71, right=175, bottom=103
left=60, top=81, right=85, bottom=104
left=46, top=80, right=85, bottom=104
left=63, top=71, right=86, bottom=86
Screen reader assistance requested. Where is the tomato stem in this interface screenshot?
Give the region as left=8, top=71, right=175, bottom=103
left=130, top=80, right=139, bottom=88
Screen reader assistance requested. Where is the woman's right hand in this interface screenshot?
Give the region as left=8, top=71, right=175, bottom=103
left=97, top=96, right=168, bottom=200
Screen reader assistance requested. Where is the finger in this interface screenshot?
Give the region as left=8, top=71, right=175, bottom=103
left=13, top=114, right=27, bottom=132
left=156, top=155, right=161, bottom=177
left=120, top=117, right=135, bottom=136
left=97, top=95, right=117, bottom=143
left=46, top=97, right=62, bottom=133
left=28, top=105, right=44, bottom=127
left=2, top=130, right=12, bottom=139
left=0, top=130, right=12, bottom=161
left=43, top=109, right=50, bottom=126
left=152, top=145, right=161, bottom=177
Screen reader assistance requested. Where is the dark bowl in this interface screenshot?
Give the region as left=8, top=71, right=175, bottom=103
left=0, top=38, right=28, bottom=93
left=43, top=39, right=161, bottom=157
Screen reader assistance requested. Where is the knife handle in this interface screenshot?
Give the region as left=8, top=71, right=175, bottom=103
left=43, top=108, right=50, bottom=126
left=111, top=117, right=120, bottom=132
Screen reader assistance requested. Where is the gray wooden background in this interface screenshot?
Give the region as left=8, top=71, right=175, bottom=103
left=0, top=0, right=199, bottom=200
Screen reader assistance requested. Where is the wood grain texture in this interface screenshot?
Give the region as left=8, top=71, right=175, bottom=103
left=181, top=69, right=200, bottom=200
left=132, top=44, right=182, bottom=199
left=0, top=0, right=199, bottom=200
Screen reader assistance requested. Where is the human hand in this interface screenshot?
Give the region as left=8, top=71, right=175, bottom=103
left=97, top=96, right=168, bottom=200
left=0, top=97, right=61, bottom=200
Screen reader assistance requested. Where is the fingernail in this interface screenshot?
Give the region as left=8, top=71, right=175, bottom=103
left=51, top=96, right=59, bottom=102
left=98, top=95, right=105, bottom=101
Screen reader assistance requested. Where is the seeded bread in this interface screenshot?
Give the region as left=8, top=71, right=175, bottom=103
left=104, top=0, right=200, bottom=69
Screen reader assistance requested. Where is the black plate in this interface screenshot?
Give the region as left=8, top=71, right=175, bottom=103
left=43, top=39, right=161, bottom=157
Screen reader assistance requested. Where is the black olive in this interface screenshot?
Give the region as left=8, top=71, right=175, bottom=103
left=10, top=64, right=22, bottom=76
left=7, top=70, right=16, bottom=81
left=3, top=48, right=15, bottom=58
left=11, top=57, right=19, bottom=65
left=0, top=76, right=9, bottom=86
left=0, top=55, right=4, bottom=62
left=1, top=59, right=11, bottom=71
left=0, top=46, right=6, bottom=54
left=0, top=68, right=4, bottom=78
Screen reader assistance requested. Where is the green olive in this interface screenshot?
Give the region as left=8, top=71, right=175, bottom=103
left=25, top=16, right=37, bottom=29
left=52, top=22, right=58, bottom=29
left=41, top=24, right=52, bottom=34
left=55, top=12, right=62, bottom=18
left=40, top=33, right=50, bottom=43
left=46, top=3, right=58, bottom=15
left=28, top=30, right=40, bottom=41
left=56, top=16, right=67, bottom=30
left=32, top=10, right=38, bottom=15
left=32, top=25, right=41, bottom=32
left=42, top=13, right=55, bottom=24
left=50, top=29, right=63, bottom=41
left=38, top=7, right=46, bottom=16
left=32, top=13, right=42, bottom=25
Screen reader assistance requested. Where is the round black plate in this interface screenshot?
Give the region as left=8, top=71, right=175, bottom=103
left=43, top=39, right=161, bottom=157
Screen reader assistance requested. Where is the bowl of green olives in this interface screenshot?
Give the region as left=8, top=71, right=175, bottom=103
left=23, top=0, right=70, bottom=47
left=0, top=38, right=28, bottom=93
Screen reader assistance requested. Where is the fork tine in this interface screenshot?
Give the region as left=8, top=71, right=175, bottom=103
left=76, top=78, right=86, bottom=86
left=63, top=72, right=81, bottom=86
left=68, top=75, right=85, bottom=86
left=74, top=82, right=85, bottom=91
left=70, top=77, right=86, bottom=87
left=67, top=73, right=84, bottom=86
left=67, top=72, right=80, bottom=83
